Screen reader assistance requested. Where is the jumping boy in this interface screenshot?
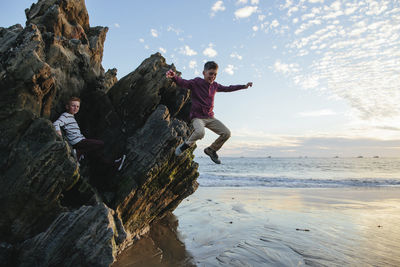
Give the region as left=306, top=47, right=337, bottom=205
left=166, top=61, right=253, bottom=164
left=53, top=97, right=126, bottom=171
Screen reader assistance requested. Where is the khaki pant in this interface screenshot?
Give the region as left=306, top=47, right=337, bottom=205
left=186, top=118, right=231, bottom=151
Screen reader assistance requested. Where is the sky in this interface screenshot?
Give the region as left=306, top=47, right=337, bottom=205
left=2, top=0, right=400, bottom=157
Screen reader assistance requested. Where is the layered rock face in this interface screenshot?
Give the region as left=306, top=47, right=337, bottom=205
left=0, top=0, right=198, bottom=266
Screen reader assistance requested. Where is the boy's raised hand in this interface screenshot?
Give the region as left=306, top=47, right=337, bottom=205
left=166, top=69, right=176, bottom=79
left=245, top=82, right=253, bottom=88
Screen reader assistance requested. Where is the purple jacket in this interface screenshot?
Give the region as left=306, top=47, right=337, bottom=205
left=173, top=76, right=247, bottom=120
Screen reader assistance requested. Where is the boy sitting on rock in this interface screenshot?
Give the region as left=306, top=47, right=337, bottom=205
left=53, top=97, right=125, bottom=171
left=166, top=61, right=252, bottom=164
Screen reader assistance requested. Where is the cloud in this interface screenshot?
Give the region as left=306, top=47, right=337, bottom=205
left=309, top=0, right=324, bottom=3
left=189, top=60, right=197, bottom=69
left=211, top=1, right=226, bottom=16
left=159, top=47, right=167, bottom=54
left=180, top=45, right=197, bottom=56
left=270, top=19, right=280, bottom=28
left=282, top=0, right=400, bottom=124
left=113, top=23, right=120, bottom=28
left=252, top=25, right=259, bottom=31
left=237, top=0, right=247, bottom=4
left=230, top=52, right=243, bottom=60
left=224, top=64, right=235, bottom=75
left=139, top=38, right=144, bottom=43
left=167, top=26, right=183, bottom=35
left=273, top=60, right=300, bottom=74
left=202, top=129, right=400, bottom=157
left=203, top=44, right=218, bottom=58
left=150, top=29, right=158, bottom=38
left=235, top=6, right=258, bottom=19
left=298, top=109, right=336, bottom=117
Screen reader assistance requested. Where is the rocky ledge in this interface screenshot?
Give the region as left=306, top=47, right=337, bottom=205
left=0, top=0, right=198, bottom=266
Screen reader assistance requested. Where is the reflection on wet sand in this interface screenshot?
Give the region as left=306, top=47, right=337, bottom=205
left=112, top=213, right=195, bottom=267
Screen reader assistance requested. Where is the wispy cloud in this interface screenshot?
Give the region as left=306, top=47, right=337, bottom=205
left=230, top=52, right=243, bottom=60
left=200, top=130, right=400, bottom=157
left=167, top=26, right=183, bottom=35
left=273, top=60, right=300, bottom=74
left=113, top=23, right=120, bottom=28
left=298, top=109, right=336, bottom=117
left=279, top=0, right=400, bottom=125
left=159, top=47, right=166, bottom=54
left=235, top=6, right=258, bottom=19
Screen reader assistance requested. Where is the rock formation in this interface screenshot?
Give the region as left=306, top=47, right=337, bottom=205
left=0, top=0, right=198, bottom=266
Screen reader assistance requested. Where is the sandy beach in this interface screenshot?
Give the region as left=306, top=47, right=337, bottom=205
left=114, top=186, right=400, bottom=266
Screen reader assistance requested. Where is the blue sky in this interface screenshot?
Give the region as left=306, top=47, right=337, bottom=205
left=2, top=0, right=400, bottom=157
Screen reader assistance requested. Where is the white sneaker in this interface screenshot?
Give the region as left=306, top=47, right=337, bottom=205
left=175, top=142, right=190, bottom=156
left=115, top=155, right=126, bottom=171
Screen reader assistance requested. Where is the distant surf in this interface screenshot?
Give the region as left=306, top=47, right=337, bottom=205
left=195, top=157, right=400, bottom=188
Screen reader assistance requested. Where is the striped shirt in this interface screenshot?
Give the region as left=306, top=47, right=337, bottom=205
left=53, top=112, right=85, bottom=145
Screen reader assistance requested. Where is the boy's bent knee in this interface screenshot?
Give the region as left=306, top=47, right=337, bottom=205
left=195, top=129, right=205, bottom=140
left=221, top=129, right=231, bottom=140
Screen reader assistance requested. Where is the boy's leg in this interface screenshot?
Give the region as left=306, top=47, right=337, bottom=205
left=73, top=139, right=104, bottom=157
left=186, top=118, right=206, bottom=146
left=175, top=118, right=205, bottom=156
left=74, top=139, right=111, bottom=164
left=205, top=118, right=231, bottom=152
left=74, top=139, right=125, bottom=171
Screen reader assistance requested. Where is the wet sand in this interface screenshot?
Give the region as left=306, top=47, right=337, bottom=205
left=114, top=187, right=400, bottom=266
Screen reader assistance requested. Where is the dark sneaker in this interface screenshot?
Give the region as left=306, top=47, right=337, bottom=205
left=175, top=142, right=190, bottom=156
left=115, top=154, right=126, bottom=171
left=204, top=147, right=221, bottom=164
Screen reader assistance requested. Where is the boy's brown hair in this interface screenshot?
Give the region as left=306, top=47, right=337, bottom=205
left=69, top=96, right=81, bottom=103
left=204, top=61, right=218, bottom=71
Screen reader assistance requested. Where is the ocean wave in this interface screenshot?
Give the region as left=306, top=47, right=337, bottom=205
left=198, top=173, right=400, bottom=188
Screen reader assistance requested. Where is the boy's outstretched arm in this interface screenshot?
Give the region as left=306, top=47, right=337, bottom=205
left=165, top=69, right=194, bottom=89
left=217, top=81, right=253, bottom=92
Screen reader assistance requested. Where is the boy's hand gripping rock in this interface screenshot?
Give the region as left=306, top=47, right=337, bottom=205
left=166, top=69, right=176, bottom=79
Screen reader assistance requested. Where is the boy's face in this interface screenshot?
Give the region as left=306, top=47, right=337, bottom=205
left=66, top=100, right=80, bottom=115
left=203, top=68, right=218, bottom=84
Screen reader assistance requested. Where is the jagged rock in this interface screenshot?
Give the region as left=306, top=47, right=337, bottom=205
left=0, top=0, right=198, bottom=266
left=103, top=68, right=118, bottom=93
left=108, top=53, right=191, bottom=134
left=0, top=118, right=79, bottom=243
left=113, top=105, right=198, bottom=238
left=16, top=204, right=124, bottom=267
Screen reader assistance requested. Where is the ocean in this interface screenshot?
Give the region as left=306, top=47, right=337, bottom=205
left=195, top=157, right=400, bottom=188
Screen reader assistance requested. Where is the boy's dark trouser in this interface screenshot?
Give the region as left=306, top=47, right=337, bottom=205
left=73, top=139, right=115, bottom=167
